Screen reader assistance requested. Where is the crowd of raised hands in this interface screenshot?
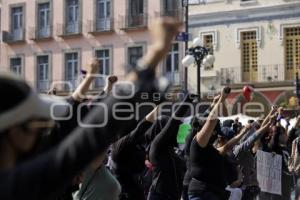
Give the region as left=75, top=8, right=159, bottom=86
left=1, top=16, right=300, bottom=200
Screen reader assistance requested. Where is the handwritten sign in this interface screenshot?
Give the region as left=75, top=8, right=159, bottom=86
left=256, top=150, right=282, bottom=195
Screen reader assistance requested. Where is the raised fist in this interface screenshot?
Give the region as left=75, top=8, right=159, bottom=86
left=87, top=58, right=100, bottom=75
left=150, top=17, right=182, bottom=53
left=107, top=75, right=118, bottom=84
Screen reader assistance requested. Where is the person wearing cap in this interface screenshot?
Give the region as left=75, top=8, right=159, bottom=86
left=0, top=17, right=182, bottom=200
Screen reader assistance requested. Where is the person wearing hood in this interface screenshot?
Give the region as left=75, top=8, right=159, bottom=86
left=111, top=107, right=159, bottom=200
left=146, top=94, right=192, bottom=200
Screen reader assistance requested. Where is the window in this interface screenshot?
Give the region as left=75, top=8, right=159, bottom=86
left=130, top=0, right=144, bottom=15
left=128, top=46, right=143, bottom=70
left=37, top=2, right=51, bottom=38
left=162, top=0, right=179, bottom=15
left=11, top=6, right=23, bottom=41
left=241, top=31, right=257, bottom=82
left=284, top=27, right=300, bottom=80
left=163, top=0, right=179, bottom=11
left=96, top=0, right=111, bottom=31
left=203, top=34, right=214, bottom=54
left=200, top=30, right=218, bottom=50
left=66, top=0, right=79, bottom=34
left=95, top=49, right=110, bottom=88
left=128, top=0, right=145, bottom=27
left=165, top=43, right=179, bottom=83
left=161, top=0, right=181, bottom=20
left=65, top=52, right=79, bottom=90
left=37, top=55, right=50, bottom=92
left=203, top=35, right=214, bottom=69
left=10, top=57, right=22, bottom=76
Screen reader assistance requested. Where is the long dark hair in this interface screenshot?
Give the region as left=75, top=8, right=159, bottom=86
left=145, top=115, right=170, bottom=144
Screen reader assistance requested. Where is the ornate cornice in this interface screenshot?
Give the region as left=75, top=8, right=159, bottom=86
left=189, top=2, right=300, bottom=27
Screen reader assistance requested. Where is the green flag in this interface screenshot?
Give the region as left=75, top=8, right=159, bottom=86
left=177, top=123, right=191, bottom=144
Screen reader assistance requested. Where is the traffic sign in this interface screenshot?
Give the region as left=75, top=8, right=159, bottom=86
left=175, top=32, right=189, bottom=42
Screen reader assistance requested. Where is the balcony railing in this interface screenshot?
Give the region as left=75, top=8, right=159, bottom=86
left=258, top=64, right=285, bottom=82
left=220, top=64, right=285, bottom=85
left=160, top=8, right=184, bottom=22
left=87, top=18, right=114, bottom=34
left=37, top=80, right=51, bottom=92
left=28, top=26, right=53, bottom=41
left=220, top=67, right=242, bottom=85
left=2, top=29, right=25, bottom=43
left=33, top=79, right=80, bottom=93
left=120, top=13, right=148, bottom=30
left=56, top=22, right=82, bottom=37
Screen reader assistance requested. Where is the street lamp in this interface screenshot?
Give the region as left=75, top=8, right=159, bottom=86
left=182, top=37, right=215, bottom=101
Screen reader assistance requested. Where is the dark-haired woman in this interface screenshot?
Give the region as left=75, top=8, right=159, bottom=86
left=188, top=88, right=233, bottom=200
left=147, top=95, right=192, bottom=200
left=188, top=89, right=272, bottom=200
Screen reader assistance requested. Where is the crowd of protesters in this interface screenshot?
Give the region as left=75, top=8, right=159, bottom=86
left=1, top=17, right=300, bottom=200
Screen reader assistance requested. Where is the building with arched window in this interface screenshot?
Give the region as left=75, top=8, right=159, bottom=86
left=188, top=0, right=300, bottom=116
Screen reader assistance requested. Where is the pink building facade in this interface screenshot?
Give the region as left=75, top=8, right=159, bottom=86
left=0, top=0, right=184, bottom=93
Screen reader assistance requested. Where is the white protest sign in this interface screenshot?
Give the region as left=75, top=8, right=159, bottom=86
left=256, top=150, right=282, bottom=195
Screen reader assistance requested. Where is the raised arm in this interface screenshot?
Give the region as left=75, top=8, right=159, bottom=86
left=103, top=75, right=118, bottom=95
left=195, top=88, right=230, bottom=148
left=0, top=18, right=181, bottom=200
left=218, top=126, right=251, bottom=155
left=288, top=116, right=300, bottom=141
left=151, top=94, right=192, bottom=150
left=261, top=105, right=277, bottom=128
left=287, top=116, right=300, bottom=153
left=141, top=17, right=182, bottom=71
left=72, top=58, right=99, bottom=101
left=114, top=106, right=159, bottom=148
left=145, top=106, right=160, bottom=123
left=230, top=120, right=271, bottom=157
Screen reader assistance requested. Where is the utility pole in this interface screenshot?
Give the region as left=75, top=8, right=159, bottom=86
left=183, top=0, right=189, bottom=91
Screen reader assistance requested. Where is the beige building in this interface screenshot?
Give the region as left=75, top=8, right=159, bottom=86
left=188, top=0, right=300, bottom=115
left=0, top=0, right=184, bottom=94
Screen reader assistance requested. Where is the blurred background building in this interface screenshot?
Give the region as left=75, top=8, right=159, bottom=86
left=188, top=0, right=300, bottom=116
left=0, top=0, right=184, bottom=94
